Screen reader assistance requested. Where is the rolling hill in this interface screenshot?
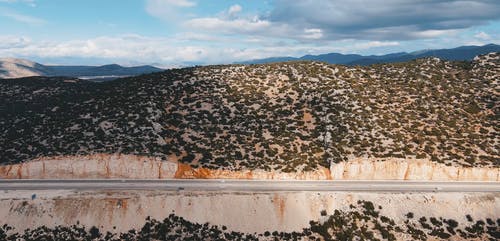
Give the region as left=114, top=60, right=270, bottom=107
left=0, top=58, right=164, bottom=80
left=1, top=53, right=498, bottom=172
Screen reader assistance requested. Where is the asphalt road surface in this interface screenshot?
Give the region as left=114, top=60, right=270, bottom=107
left=0, top=179, right=499, bottom=192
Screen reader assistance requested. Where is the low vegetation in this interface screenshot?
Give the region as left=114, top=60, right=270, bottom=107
left=1, top=53, right=498, bottom=171
left=1, top=201, right=498, bottom=240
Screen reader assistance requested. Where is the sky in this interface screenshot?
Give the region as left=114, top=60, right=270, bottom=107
left=0, top=0, right=499, bottom=67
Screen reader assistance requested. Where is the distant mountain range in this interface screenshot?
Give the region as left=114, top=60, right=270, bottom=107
left=0, top=58, right=164, bottom=80
left=237, top=43, right=500, bottom=65
left=2, top=44, right=499, bottom=79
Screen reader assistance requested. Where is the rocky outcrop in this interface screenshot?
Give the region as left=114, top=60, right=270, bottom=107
left=1, top=155, right=498, bottom=181
left=174, top=163, right=332, bottom=180
left=0, top=154, right=331, bottom=180
left=0, top=154, right=177, bottom=179
left=331, top=158, right=499, bottom=181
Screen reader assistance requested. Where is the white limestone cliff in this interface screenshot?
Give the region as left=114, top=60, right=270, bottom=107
left=330, top=158, right=499, bottom=181
left=0, top=155, right=498, bottom=181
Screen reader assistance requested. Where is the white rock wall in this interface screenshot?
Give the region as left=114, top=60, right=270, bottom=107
left=0, top=154, right=177, bottom=179
left=330, top=158, right=499, bottom=181
left=1, top=155, right=498, bottom=181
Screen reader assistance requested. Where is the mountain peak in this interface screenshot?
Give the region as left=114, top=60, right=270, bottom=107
left=100, top=64, right=122, bottom=68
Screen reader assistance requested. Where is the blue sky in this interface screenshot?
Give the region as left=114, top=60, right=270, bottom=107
left=0, top=0, right=499, bottom=66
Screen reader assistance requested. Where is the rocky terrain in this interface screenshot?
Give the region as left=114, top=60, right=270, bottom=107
left=0, top=154, right=498, bottom=180
left=0, top=53, right=498, bottom=177
left=0, top=191, right=498, bottom=240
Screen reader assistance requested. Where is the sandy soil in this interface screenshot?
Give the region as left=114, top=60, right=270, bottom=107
left=1, top=189, right=498, bottom=234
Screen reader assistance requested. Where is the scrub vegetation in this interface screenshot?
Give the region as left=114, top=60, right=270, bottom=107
left=1, top=53, right=498, bottom=171
left=1, top=200, right=498, bottom=240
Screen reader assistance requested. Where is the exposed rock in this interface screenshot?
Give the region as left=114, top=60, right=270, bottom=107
left=174, top=163, right=332, bottom=180
left=331, top=158, right=499, bottom=181
left=1, top=155, right=498, bottom=181
left=0, top=154, right=331, bottom=180
left=0, top=154, right=177, bottom=179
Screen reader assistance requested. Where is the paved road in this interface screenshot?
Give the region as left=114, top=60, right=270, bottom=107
left=0, top=179, right=499, bottom=192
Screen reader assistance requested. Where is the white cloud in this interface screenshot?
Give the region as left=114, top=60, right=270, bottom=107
left=0, top=35, right=31, bottom=48
left=149, top=0, right=195, bottom=7
left=179, top=1, right=490, bottom=43
left=474, top=31, right=491, bottom=40
left=0, top=0, right=36, bottom=7
left=176, top=32, right=223, bottom=42
left=185, top=17, right=271, bottom=34
left=228, top=4, right=242, bottom=16
left=412, top=29, right=459, bottom=38
left=0, top=34, right=406, bottom=66
left=145, top=0, right=195, bottom=22
left=303, top=28, right=323, bottom=39
left=1, top=11, right=45, bottom=25
left=0, top=35, right=219, bottom=65
left=3, top=1, right=495, bottom=65
left=269, top=0, right=500, bottom=41
left=170, top=0, right=195, bottom=7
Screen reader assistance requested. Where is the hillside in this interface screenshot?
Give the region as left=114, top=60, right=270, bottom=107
left=0, top=58, right=46, bottom=78
left=0, top=58, right=163, bottom=79
left=0, top=53, right=498, bottom=174
left=239, top=43, right=500, bottom=66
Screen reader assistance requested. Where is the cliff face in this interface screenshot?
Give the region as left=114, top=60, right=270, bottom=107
left=0, top=154, right=177, bottom=179
left=330, top=158, right=500, bottom=181
left=0, top=154, right=330, bottom=180
left=174, top=163, right=332, bottom=180
left=1, top=155, right=498, bottom=181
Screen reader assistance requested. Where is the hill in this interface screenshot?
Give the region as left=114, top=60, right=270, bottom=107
left=0, top=53, right=498, bottom=173
left=0, top=58, right=46, bottom=78
left=238, top=43, right=500, bottom=65
left=0, top=58, right=164, bottom=79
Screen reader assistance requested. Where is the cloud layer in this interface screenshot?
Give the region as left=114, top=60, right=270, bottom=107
left=1, top=10, right=45, bottom=25
left=0, top=0, right=499, bottom=65
left=184, top=0, right=500, bottom=41
left=281, top=0, right=499, bottom=40
left=145, top=0, right=196, bottom=22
